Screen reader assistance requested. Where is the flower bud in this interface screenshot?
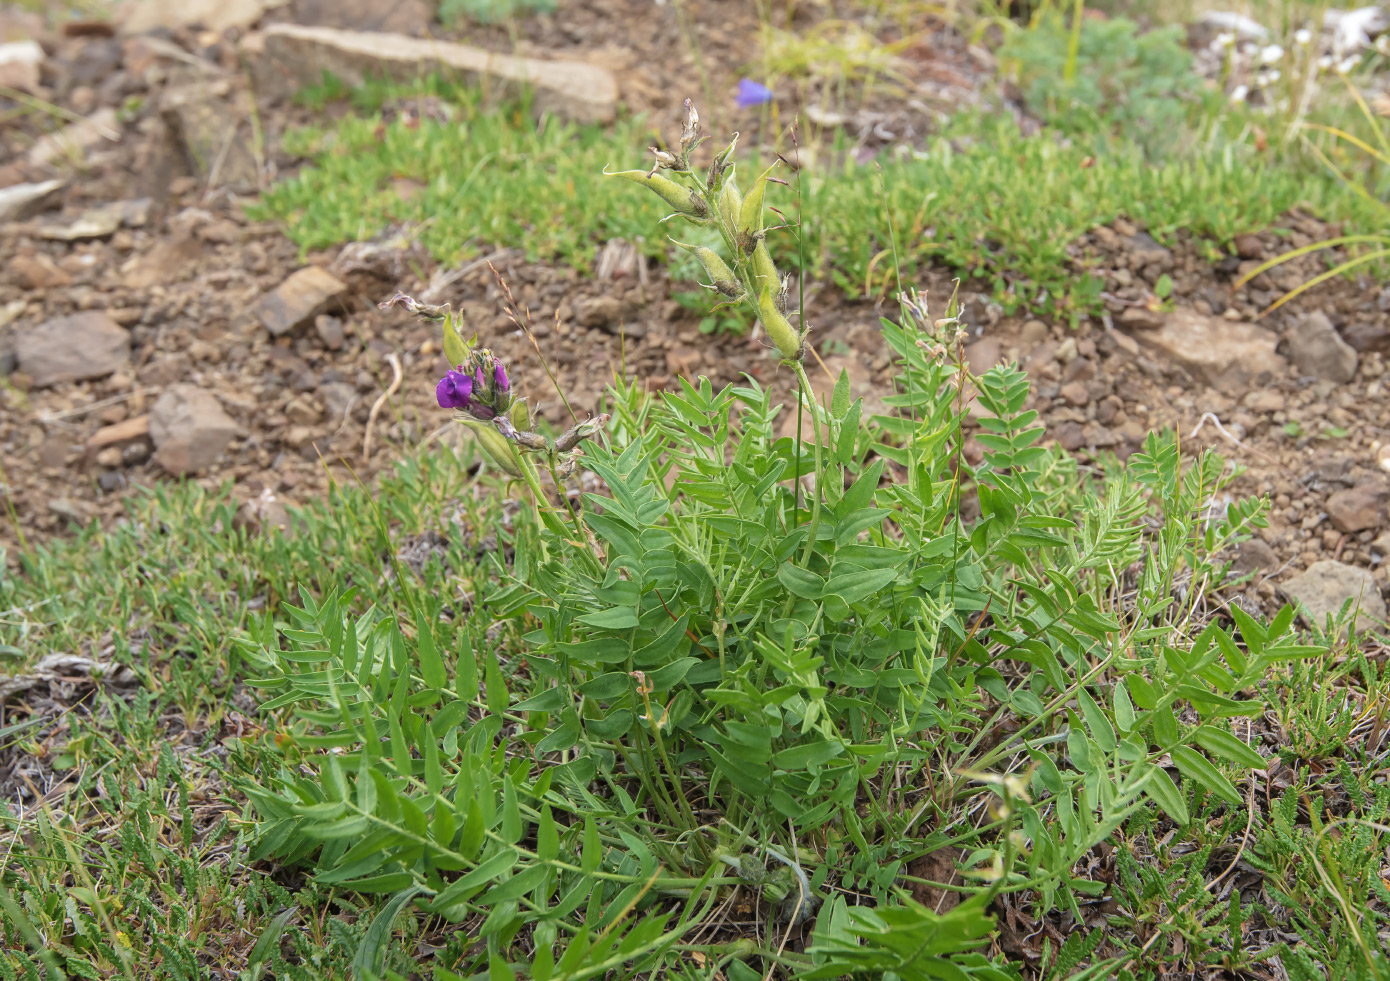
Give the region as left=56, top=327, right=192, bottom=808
left=708, top=134, right=739, bottom=186
left=680, top=98, right=700, bottom=150
left=606, top=169, right=708, bottom=218
left=441, top=313, right=470, bottom=368
left=758, top=283, right=802, bottom=361
left=672, top=240, right=742, bottom=298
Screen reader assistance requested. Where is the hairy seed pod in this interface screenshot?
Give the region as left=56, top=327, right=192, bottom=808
left=606, top=169, right=708, bottom=218
left=758, top=284, right=802, bottom=361
left=718, top=176, right=743, bottom=231
left=461, top=419, right=523, bottom=477
left=750, top=239, right=778, bottom=297
left=672, top=240, right=742, bottom=298
left=737, top=162, right=778, bottom=238
left=440, top=313, right=470, bottom=368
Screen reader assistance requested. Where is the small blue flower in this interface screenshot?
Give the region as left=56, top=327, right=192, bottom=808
left=736, top=78, right=773, bottom=109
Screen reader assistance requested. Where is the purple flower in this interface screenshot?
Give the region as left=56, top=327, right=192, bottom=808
left=494, top=362, right=509, bottom=393
left=436, top=368, right=473, bottom=410
left=736, top=78, right=773, bottom=109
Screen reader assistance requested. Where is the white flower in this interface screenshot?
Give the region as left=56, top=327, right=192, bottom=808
left=1318, top=54, right=1335, bottom=70
left=1260, top=44, right=1284, bottom=64
left=1337, top=54, right=1361, bottom=74
left=1295, top=28, right=1313, bottom=45
left=1229, top=83, right=1250, bottom=104
left=1215, top=31, right=1236, bottom=49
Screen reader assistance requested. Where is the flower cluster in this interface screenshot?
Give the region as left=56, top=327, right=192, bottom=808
left=436, top=349, right=511, bottom=420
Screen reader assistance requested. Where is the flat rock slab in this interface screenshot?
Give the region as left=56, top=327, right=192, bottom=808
left=0, top=179, right=64, bottom=222
left=1124, top=308, right=1285, bottom=399
left=254, top=266, right=348, bottom=336
left=15, top=313, right=130, bottom=387
left=27, top=108, right=121, bottom=169
left=150, top=384, right=238, bottom=475
left=119, top=0, right=283, bottom=34
left=1280, top=560, right=1387, bottom=635
left=244, top=23, right=618, bottom=125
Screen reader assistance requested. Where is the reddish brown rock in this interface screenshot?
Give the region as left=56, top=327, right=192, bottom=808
left=253, top=266, right=348, bottom=337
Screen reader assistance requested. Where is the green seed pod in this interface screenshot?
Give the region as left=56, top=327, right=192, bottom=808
left=672, top=240, right=742, bottom=298
left=441, top=312, right=470, bottom=368
left=759, top=283, right=802, bottom=361
left=750, top=239, right=778, bottom=296
left=606, top=169, right=708, bottom=218
left=737, top=162, right=778, bottom=238
left=718, top=177, right=743, bottom=231
left=461, top=419, right=522, bottom=477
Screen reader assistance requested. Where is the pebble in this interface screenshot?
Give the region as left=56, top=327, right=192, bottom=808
left=11, top=254, right=72, bottom=290
left=1288, top=311, right=1357, bottom=383
left=14, top=312, right=129, bottom=387
left=253, top=266, right=348, bottom=337
left=149, top=384, right=238, bottom=475
left=1325, top=482, right=1389, bottom=534
left=1280, top=559, right=1387, bottom=634
left=94, top=447, right=123, bottom=468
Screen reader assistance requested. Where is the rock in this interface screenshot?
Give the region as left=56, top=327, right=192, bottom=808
left=1020, top=319, right=1048, bottom=347
left=1342, top=321, right=1390, bottom=355
left=1280, top=560, right=1387, bottom=634
left=1288, top=311, right=1357, bottom=383
left=963, top=336, right=1002, bottom=374
left=37, top=202, right=128, bottom=241
left=94, top=447, right=123, bottom=468
left=288, top=0, right=430, bottom=33
left=1326, top=482, right=1389, bottom=534
left=232, top=489, right=295, bottom=538
left=10, top=254, right=72, bottom=289
left=67, top=38, right=122, bottom=86
left=1371, top=531, right=1390, bottom=562
left=119, top=0, right=283, bottom=33
left=253, top=266, right=348, bottom=336
left=0, top=40, right=43, bottom=94
left=14, top=313, right=129, bottom=386
left=0, top=179, right=65, bottom=221
left=244, top=23, right=618, bottom=125
left=1126, top=232, right=1173, bottom=270
left=161, top=83, right=261, bottom=193
left=1059, top=381, right=1090, bottom=406
left=27, top=107, right=121, bottom=168
left=1231, top=538, right=1279, bottom=575
left=122, top=233, right=204, bottom=289
left=285, top=396, right=321, bottom=424
left=574, top=294, right=635, bottom=331
left=1125, top=308, right=1284, bottom=399
left=1055, top=421, right=1085, bottom=451
left=1118, top=306, right=1165, bottom=330
left=85, top=414, right=151, bottom=458
left=315, top=314, right=345, bottom=350
left=149, top=384, right=238, bottom=475
left=1233, top=234, right=1263, bottom=260
left=1243, top=390, right=1285, bottom=413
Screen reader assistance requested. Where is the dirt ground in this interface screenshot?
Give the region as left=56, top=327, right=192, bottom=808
left=2, top=0, right=1388, bottom=622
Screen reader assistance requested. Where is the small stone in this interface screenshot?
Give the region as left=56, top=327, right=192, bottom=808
left=86, top=414, right=151, bottom=455
left=94, top=447, right=123, bottom=467
left=315, top=314, right=345, bottom=350
left=1055, top=337, right=1078, bottom=364
left=1326, top=482, right=1389, bottom=534
left=149, top=384, right=238, bottom=475
left=1059, top=381, right=1090, bottom=406
left=98, top=471, right=126, bottom=492
left=1055, top=421, right=1085, bottom=451
left=1062, top=356, right=1095, bottom=384
left=0, top=39, right=43, bottom=94
left=15, top=313, right=129, bottom=387
left=1119, top=306, right=1165, bottom=330
left=1232, top=538, right=1279, bottom=575
left=285, top=424, right=314, bottom=448
left=964, top=336, right=1003, bottom=374
left=1020, top=319, right=1048, bottom=347
left=1342, top=321, right=1390, bottom=355
left=48, top=498, right=90, bottom=525
left=1288, top=311, right=1357, bottom=383
left=285, top=396, right=321, bottom=425
left=1244, top=390, right=1285, bottom=413
left=122, top=441, right=151, bottom=466
left=27, top=107, right=120, bottom=168
left=1280, top=560, right=1387, bottom=634
left=1097, top=395, right=1123, bottom=425
left=10, top=254, right=72, bottom=290
left=37, top=437, right=69, bottom=470
left=37, top=202, right=127, bottom=241
left=1234, top=234, right=1263, bottom=260
left=0, top=178, right=65, bottom=222
left=1126, top=232, right=1173, bottom=270
left=574, top=294, right=632, bottom=331
left=254, top=266, right=348, bottom=336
